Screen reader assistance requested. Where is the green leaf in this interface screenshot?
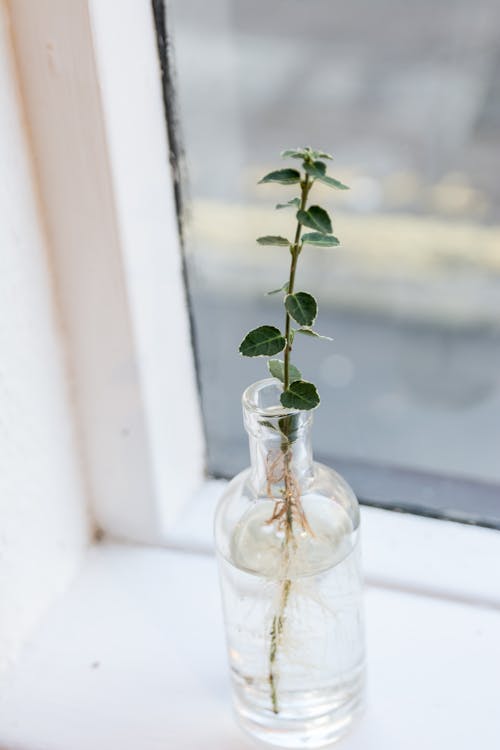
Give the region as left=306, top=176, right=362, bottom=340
left=257, top=235, right=290, bottom=246
left=281, top=147, right=333, bottom=162
left=259, top=420, right=278, bottom=431
left=304, top=160, right=327, bottom=178
left=285, top=292, right=318, bottom=326
left=295, top=328, right=332, bottom=341
left=302, top=232, right=339, bottom=247
left=278, top=413, right=301, bottom=444
left=312, top=150, right=333, bottom=160
left=304, top=161, right=349, bottom=190
left=276, top=197, right=300, bottom=210
left=267, top=281, right=289, bottom=295
left=296, top=205, right=332, bottom=234
left=258, top=168, right=301, bottom=185
left=281, top=148, right=307, bottom=159
left=280, top=380, right=320, bottom=411
left=268, top=359, right=302, bottom=383
left=318, top=174, right=350, bottom=190
left=267, top=282, right=289, bottom=295
left=239, top=326, right=286, bottom=357
left=281, top=146, right=311, bottom=159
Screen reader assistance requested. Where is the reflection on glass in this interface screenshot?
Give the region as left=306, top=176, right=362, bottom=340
left=169, top=0, right=500, bottom=516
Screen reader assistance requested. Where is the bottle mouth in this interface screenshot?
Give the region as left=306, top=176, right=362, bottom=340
left=242, top=378, right=312, bottom=424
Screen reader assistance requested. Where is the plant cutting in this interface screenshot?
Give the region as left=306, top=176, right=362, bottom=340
left=215, top=147, right=365, bottom=749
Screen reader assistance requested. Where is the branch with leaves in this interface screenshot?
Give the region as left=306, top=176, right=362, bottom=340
left=239, top=146, right=348, bottom=411
left=238, top=147, right=348, bottom=714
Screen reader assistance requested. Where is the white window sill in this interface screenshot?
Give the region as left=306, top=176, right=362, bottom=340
left=1, top=484, right=499, bottom=749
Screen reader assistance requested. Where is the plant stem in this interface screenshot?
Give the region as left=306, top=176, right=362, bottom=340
left=268, top=173, right=312, bottom=714
left=283, top=175, right=311, bottom=391
left=269, top=578, right=292, bottom=714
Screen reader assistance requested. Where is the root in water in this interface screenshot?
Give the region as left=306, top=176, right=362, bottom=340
left=268, top=578, right=291, bottom=714
left=266, top=443, right=312, bottom=714
left=265, top=448, right=313, bottom=537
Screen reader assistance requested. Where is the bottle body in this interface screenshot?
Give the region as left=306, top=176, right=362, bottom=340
left=215, top=380, right=365, bottom=748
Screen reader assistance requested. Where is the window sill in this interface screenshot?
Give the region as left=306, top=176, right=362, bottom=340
left=1, top=485, right=499, bottom=749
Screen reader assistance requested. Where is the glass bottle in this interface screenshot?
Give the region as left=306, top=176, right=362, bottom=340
left=215, top=378, right=365, bottom=748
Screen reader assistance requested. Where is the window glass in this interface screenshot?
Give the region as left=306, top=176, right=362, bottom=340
left=169, top=0, right=500, bottom=524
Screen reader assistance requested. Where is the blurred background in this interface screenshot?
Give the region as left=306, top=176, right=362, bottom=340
left=168, top=0, right=500, bottom=522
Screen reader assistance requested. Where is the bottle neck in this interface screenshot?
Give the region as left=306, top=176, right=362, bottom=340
left=243, top=380, right=314, bottom=497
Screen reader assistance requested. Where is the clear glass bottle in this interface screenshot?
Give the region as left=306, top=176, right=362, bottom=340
left=215, top=378, right=365, bottom=748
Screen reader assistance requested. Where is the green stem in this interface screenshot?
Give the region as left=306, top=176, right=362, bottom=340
left=268, top=172, right=312, bottom=714
left=283, top=175, right=311, bottom=391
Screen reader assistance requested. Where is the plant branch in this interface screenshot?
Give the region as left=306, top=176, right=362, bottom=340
left=269, top=176, right=311, bottom=712
left=244, top=148, right=346, bottom=714
left=283, top=175, right=311, bottom=391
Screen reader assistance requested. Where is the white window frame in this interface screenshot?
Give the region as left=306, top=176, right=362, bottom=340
left=8, top=0, right=205, bottom=544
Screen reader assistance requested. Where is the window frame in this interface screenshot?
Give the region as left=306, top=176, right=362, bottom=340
left=8, top=0, right=206, bottom=545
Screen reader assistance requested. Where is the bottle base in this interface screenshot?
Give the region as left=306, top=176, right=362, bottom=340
left=233, top=685, right=364, bottom=749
